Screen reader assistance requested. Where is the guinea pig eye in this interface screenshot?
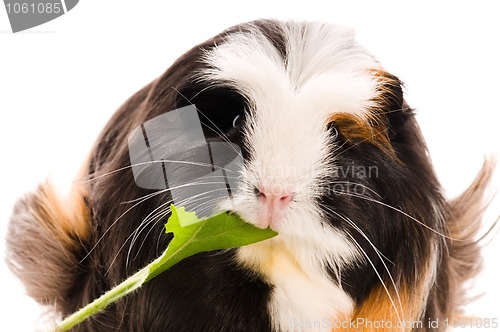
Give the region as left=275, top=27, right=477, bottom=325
left=232, top=113, right=243, bottom=129
left=328, top=124, right=339, bottom=139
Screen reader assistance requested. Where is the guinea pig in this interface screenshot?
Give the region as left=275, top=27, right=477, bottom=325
left=6, top=19, right=494, bottom=332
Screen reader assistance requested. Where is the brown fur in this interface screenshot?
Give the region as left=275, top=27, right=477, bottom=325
left=330, top=161, right=495, bottom=332
left=428, top=161, right=496, bottom=319
left=5, top=181, right=91, bottom=313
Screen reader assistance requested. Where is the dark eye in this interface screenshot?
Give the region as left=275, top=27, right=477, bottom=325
left=328, top=124, right=339, bottom=139
left=232, top=113, right=243, bottom=129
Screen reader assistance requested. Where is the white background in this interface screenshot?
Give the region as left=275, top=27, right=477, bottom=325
left=1, top=1, right=499, bottom=331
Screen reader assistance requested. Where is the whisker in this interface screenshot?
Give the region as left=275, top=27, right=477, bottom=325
left=333, top=126, right=390, bottom=158
left=87, top=178, right=239, bottom=264
left=127, top=185, right=229, bottom=241
left=105, top=200, right=174, bottom=274
left=124, top=187, right=231, bottom=269
left=320, top=203, right=404, bottom=322
left=78, top=159, right=238, bottom=185
left=80, top=190, right=167, bottom=263
left=127, top=213, right=172, bottom=269
left=320, top=204, right=403, bottom=319
left=328, top=181, right=382, bottom=198
left=184, top=195, right=226, bottom=219
left=134, top=194, right=225, bottom=264
left=345, top=231, right=404, bottom=323
left=125, top=201, right=174, bottom=267
left=120, top=190, right=168, bottom=204
left=156, top=221, right=168, bottom=254
left=321, top=204, right=393, bottom=263
left=331, top=137, right=351, bottom=156
left=127, top=191, right=213, bottom=258
left=377, top=106, right=413, bottom=116
left=134, top=210, right=171, bottom=259
left=340, top=191, right=454, bottom=240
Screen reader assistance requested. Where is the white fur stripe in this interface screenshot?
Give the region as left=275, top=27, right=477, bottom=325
left=204, top=21, right=384, bottom=331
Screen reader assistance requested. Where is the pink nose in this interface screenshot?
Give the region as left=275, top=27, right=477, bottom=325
left=257, top=190, right=293, bottom=208
left=255, top=186, right=294, bottom=229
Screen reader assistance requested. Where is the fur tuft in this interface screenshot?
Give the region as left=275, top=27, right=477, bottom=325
left=5, top=181, right=91, bottom=314
left=445, top=159, right=496, bottom=312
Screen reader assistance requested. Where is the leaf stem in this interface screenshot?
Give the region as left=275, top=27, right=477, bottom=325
left=56, top=256, right=158, bottom=331
left=54, top=206, right=277, bottom=330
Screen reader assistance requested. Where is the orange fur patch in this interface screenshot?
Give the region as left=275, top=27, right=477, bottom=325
left=327, top=112, right=392, bottom=154
left=369, top=69, right=403, bottom=112
left=326, top=69, right=401, bottom=155
left=29, top=181, right=90, bottom=249
left=332, top=284, right=424, bottom=332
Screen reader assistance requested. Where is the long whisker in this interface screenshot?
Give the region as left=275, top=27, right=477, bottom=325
left=327, top=181, right=382, bottom=198
left=345, top=231, right=403, bottom=323
left=78, top=159, right=238, bottom=185
left=320, top=204, right=403, bottom=319
left=183, top=195, right=227, bottom=219
left=125, top=203, right=173, bottom=270
left=128, top=187, right=226, bottom=248
left=125, top=187, right=231, bottom=268
left=321, top=204, right=392, bottom=263
left=112, top=203, right=172, bottom=274
left=331, top=136, right=351, bottom=156
left=333, top=126, right=390, bottom=158
left=339, top=191, right=453, bottom=240
left=84, top=178, right=239, bottom=263
left=80, top=190, right=167, bottom=263
left=134, top=194, right=226, bottom=265
left=321, top=202, right=403, bottom=322
left=120, top=190, right=168, bottom=204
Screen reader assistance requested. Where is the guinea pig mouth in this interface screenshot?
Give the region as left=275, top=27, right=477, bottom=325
left=225, top=209, right=280, bottom=232
left=233, top=208, right=287, bottom=232
left=253, top=211, right=283, bottom=231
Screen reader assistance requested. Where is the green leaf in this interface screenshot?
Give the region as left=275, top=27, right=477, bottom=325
left=148, top=205, right=277, bottom=279
left=56, top=205, right=277, bottom=331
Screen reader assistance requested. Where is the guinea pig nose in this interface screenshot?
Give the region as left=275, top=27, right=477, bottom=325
left=254, top=186, right=294, bottom=210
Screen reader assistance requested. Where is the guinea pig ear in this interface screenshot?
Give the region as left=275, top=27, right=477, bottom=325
left=369, top=69, right=416, bottom=147
left=369, top=69, right=405, bottom=113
